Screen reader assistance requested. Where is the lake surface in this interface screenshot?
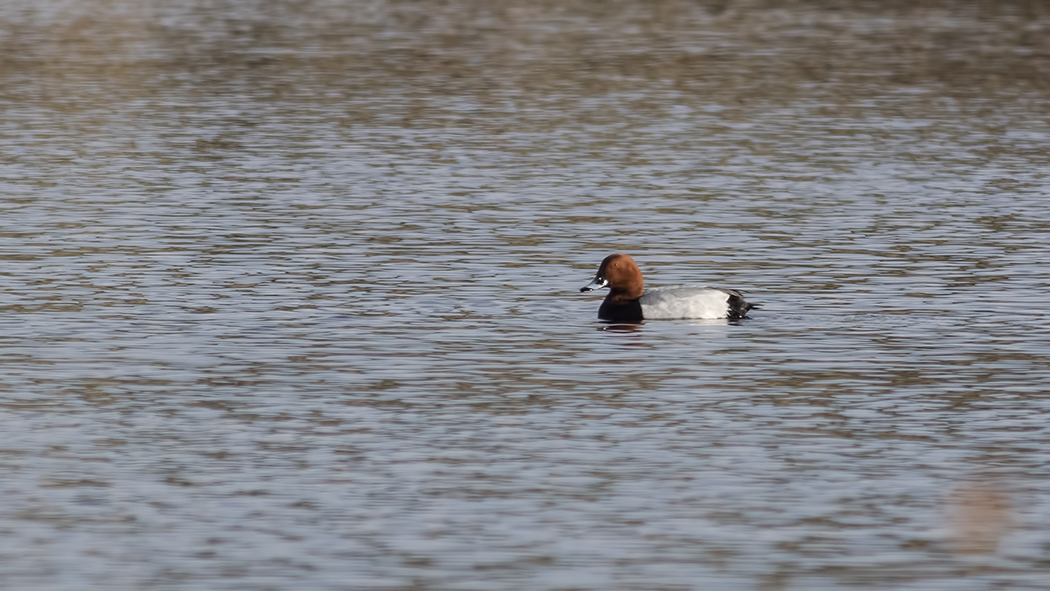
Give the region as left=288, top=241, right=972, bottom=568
left=2, top=0, right=1050, bottom=588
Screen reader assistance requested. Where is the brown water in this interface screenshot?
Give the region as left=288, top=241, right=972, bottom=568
left=2, top=1, right=1050, bottom=589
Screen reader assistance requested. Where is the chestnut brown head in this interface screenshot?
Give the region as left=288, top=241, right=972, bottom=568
left=579, top=253, right=644, bottom=300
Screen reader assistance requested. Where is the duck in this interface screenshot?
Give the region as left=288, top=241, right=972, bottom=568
left=580, top=253, right=757, bottom=322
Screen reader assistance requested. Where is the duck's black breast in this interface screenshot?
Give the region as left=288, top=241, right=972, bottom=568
left=598, top=298, right=644, bottom=323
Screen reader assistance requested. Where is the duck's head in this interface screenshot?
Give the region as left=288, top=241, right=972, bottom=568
left=580, top=253, right=644, bottom=299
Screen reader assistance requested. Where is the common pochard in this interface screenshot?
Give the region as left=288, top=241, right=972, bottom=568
left=580, top=253, right=757, bottom=322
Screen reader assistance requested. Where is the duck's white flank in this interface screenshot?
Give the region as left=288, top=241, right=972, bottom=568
left=638, top=286, right=736, bottom=320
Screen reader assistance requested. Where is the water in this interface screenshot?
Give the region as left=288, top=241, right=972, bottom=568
left=2, top=1, right=1050, bottom=589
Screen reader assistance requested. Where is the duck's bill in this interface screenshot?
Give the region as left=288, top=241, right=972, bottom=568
left=580, top=276, right=608, bottom=292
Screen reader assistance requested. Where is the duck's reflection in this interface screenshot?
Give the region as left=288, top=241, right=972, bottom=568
left=597, top=322, right=644, bottom=333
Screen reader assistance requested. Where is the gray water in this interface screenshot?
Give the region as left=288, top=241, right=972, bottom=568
left=2, top=1, right=1050, bottom=589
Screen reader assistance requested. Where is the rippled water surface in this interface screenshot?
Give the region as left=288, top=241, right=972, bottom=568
left=3, top=1, right=1050, bottom=589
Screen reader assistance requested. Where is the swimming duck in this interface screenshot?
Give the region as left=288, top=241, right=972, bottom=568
left=580, top=253, right=756, bottom=322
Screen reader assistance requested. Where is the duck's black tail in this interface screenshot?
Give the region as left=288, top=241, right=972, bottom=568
left=727, top=291, right=757, bottom=320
